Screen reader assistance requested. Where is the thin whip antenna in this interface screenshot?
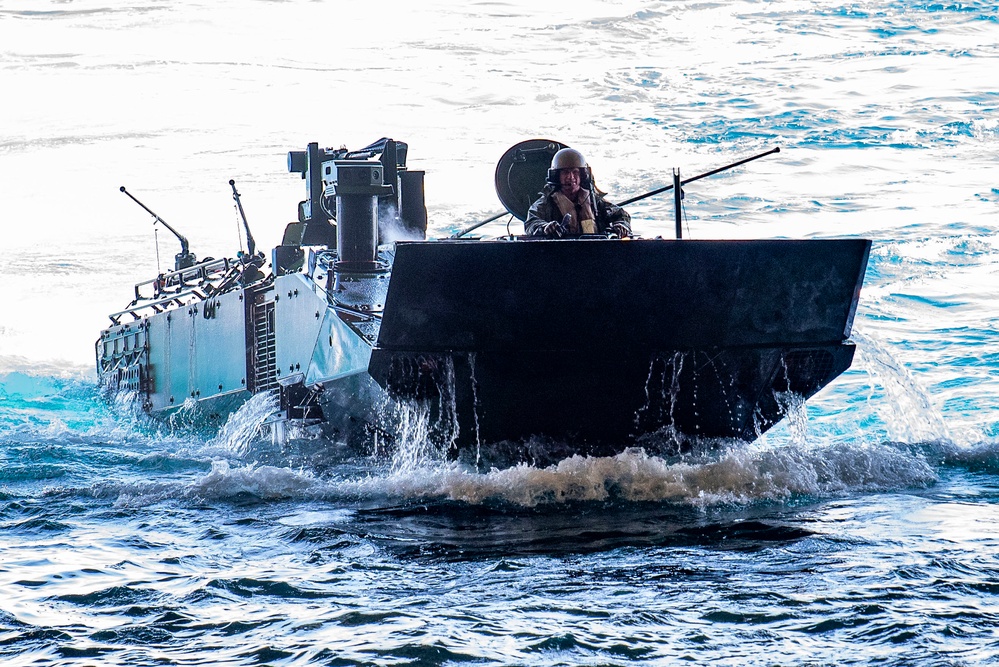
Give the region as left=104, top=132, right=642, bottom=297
left=120, top=185, right=196, bottom=270
left=154, top=227, right=162, bottom=274
left=234, top=201, right=245, bottom=254
left=229, top=180, right=257, bottom=257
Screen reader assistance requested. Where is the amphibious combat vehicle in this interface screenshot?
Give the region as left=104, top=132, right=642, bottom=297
left=97, top=138, right=870, bottom=463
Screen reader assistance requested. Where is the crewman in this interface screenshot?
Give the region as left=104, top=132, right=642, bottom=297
left=525, top=148, right=631, bottom=238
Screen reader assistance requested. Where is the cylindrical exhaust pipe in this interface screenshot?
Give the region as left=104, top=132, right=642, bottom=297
left=333, top=161, right=393, bottom=272
left=337, top=194, right=378, bottom=268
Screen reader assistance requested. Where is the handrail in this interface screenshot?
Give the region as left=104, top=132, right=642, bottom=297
left=133, top=257, right=234, bottom=302
left=109, top=289, right=206, bottom=325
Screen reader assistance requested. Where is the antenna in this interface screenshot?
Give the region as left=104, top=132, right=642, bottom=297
left=120, top=187, right=197, bottom=270
left=229, top=180, right=257, bottom=257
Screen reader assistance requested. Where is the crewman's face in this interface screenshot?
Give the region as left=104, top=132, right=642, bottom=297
left=559, top=168, right=581, bottom=196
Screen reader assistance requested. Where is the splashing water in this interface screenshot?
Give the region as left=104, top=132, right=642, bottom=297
left=3, top=1, right=999, bottom=664
left=853, top=328, right=951, bottom=444
left=209, top=390, right=281, bottom=458
left=340, top=442, right=938, bottom=508
left=385, top=356, right=461, bottom=473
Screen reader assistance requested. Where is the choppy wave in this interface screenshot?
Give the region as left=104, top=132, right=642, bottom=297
left=2, top=358, right=991, bottom=514
left=3, top=0, right=999, bottom=663
left=343, top=441, right=942, bottom=507
left=78, top=437, right=959, bottom=511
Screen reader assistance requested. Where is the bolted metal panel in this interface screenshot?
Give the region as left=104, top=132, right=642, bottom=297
left=143, top=289, right=250, bottom=412
left=190, top=289, right=249, bottom=401
left=273, top=273, right=328, bottom=385
left=305, top=308, right=373, bottom=387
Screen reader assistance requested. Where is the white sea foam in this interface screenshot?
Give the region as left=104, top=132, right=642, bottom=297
left=336, top=441, right=938, bottom=508
left=105, top=459, right=322, bottom=508
left=0, top=356, right=93, bottom=380
left=187, top=459, right=319, bottom=501
left=98, top=436, right=943, bottom=509
left=2, top=2, right=998, bottom=664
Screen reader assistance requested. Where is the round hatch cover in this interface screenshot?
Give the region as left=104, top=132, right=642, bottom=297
left=494, top=139, right=568, bottom=221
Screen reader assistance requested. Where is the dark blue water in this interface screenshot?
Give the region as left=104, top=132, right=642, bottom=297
left=2, top=0, right=999, bottom=664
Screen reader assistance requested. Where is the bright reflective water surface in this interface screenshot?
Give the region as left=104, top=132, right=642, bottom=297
left=1, top=0, right=998, bottom=664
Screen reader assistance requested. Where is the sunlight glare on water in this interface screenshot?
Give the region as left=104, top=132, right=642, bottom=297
left=1, top=0, right=999, bottom=664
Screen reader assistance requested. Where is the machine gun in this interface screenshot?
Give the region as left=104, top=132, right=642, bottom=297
left=229, top=179, right=258, bottom=258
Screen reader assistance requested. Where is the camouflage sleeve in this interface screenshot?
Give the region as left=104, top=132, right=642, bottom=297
left=524, top=194, right=555, bottom=236
left=597, top=195, right=631, bottom=233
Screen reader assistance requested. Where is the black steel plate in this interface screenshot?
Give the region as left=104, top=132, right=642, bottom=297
left=494, top=139, right=567, bottom=221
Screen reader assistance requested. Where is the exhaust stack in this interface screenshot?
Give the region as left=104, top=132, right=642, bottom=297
left=332, top=161, right=393, bottom=272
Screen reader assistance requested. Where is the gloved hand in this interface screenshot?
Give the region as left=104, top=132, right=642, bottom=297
left=542, top=215, right=569, bottom=238
left=541, top=221, right=562, bottom=238
left=610, top=222, right=631, bottom=238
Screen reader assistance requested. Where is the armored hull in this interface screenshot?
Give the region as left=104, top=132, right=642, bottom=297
left=370, top=237, right=868, bottom=451
left=98, top=138, right=870, bottom=463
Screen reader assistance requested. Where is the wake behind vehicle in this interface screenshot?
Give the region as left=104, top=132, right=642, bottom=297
left=97, top=138, right=870, bottom=464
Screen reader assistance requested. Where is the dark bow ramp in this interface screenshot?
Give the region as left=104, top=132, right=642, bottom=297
left=369, top=237, right=869, bottom=451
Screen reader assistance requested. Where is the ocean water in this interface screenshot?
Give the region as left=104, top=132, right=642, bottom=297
left=2, top=0, right=999, bottom=664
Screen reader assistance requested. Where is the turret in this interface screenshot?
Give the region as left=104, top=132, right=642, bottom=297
left=275, top=139, right=428, bottom=275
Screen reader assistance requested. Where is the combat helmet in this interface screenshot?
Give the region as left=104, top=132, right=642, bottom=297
left=547, top=147, right=592, bottom=187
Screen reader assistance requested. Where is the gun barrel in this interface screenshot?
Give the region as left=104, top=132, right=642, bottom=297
left=120, top=186, right=192, bottom=259
left=229, top=179, right=257, bottom=256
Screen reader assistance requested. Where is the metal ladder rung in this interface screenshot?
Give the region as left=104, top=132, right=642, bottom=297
left=251, top=301, right=278, bottom=392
